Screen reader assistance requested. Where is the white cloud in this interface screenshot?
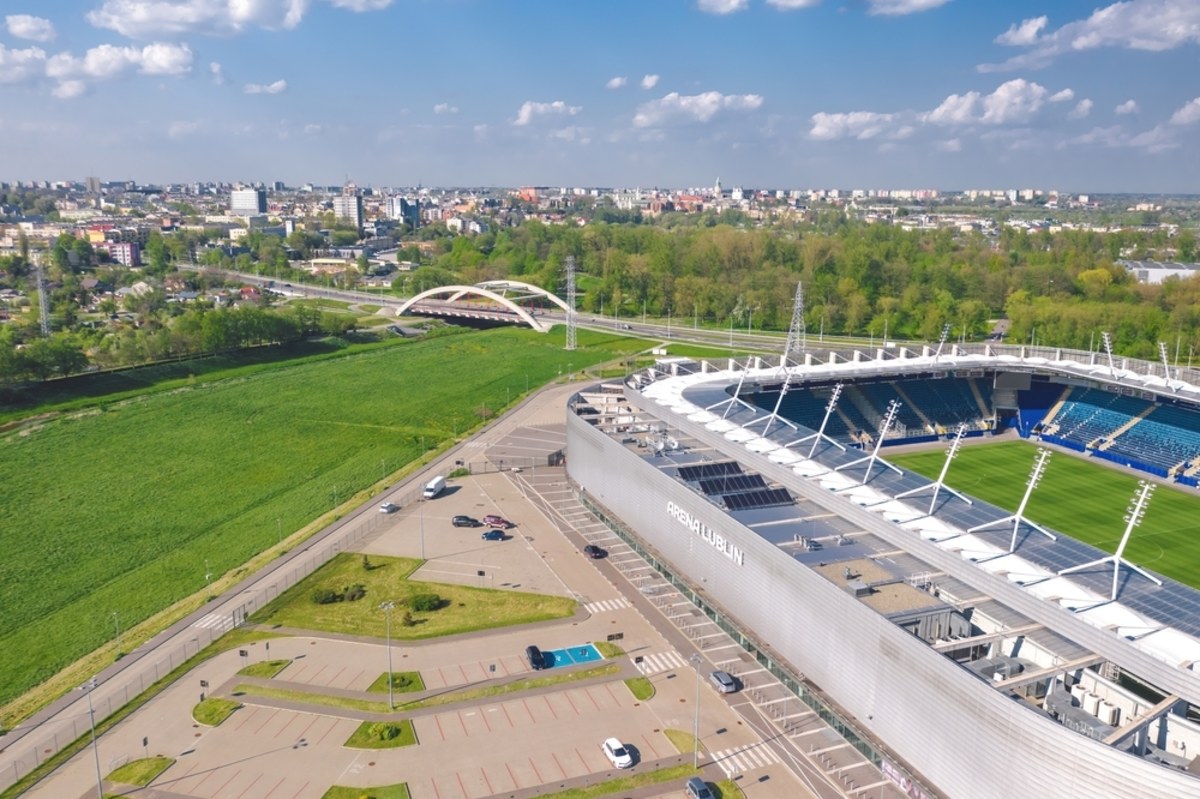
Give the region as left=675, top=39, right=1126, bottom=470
left=0, top=44, right=47, bottom=84
left=697, top=0, right=749, bottom=14
left=640, top=74, right=660, bottom=90
left=52, top=80, right=86, bottom=99
left=605, top=76, right=627, bottom=89
left=46, top=42, right=193, bottom=87
left=923, top=91, right=979, bottom=124
left=765, top=0, right=822, bottom=9
left=512, top=100, right=581, bottom=126
left=634, top=91, right=763, bottom=127
left=866, top=0, right=952, bottom=15
left=167, top=119, right=201, bottom=138
left=433, top=102, right=458, bottom=114
left=1065, top=123, right=1180, bottom=152
left=6, top=14, right=56, bottom=42
left=935, top=138, right=962, bottom=152
left=210, top=61, right=225, bottom=84
left=980, top=78, right=1048, bottom=124
left=551, top=125, right=590, bottom=144
left=1115, top=99, right=1139, bottom=115
left=981, top=0, right=1200, bottom=72
left=809, top=111, right=895, bottom=140
left=1170, top=97, right=1200, bottom=125
left=86, top=0, right=393, bottom=38
left=244, top=79, right=287, bottom=94
left=1127, top=125, right=1179, bottom=152
left=328, top=0, right=394, bottom=9
left=141, top=42, right=195, bottom=74
left=1068, top=99, right=1094, bottom=119
left=1049, top=88, right=1074, bottom=103
left=995, top=16, right=1047, bottom=46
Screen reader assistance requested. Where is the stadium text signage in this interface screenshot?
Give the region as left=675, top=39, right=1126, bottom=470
left=666, top=501, right=745, bottom=566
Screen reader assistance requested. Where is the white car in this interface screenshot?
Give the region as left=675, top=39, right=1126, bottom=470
left=601, top=737, right=633, bottom=769
left=379, top=502, right=399, bottom=514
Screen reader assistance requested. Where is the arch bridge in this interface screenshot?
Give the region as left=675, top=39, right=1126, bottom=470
left=396, top=280, right=569, bottom=333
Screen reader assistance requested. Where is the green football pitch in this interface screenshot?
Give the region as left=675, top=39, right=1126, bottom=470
left=887, top=439, right=1200, bottom=590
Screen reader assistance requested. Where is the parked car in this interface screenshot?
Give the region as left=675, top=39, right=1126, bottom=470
left=583, top=544, right=607, bottom=559
left=709, top=670, right=738, bottom=694
left=525, top=644, right=544, bottom=670
left=601, top=737, right=634, bottom=769
left=452, top=515, right=481, bottom=527
left=379, top=502, right=399, bottom=514
left=481, top=529, right=505, bottom=541
left=483, top=514, right=512, bottom=528
left=684, top=776, right=715, bottom=799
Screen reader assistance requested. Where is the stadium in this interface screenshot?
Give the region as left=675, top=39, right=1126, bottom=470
left=565, top=341, right=1200, bottom=799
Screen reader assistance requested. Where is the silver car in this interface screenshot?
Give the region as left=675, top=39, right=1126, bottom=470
left=708, top=670, right=738, bottom=693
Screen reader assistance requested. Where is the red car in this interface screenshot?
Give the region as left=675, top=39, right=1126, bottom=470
left=483, top=514, right=512, bottom=529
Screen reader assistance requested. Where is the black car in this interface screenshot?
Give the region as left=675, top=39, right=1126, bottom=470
left=583, top=544, right=607, bottom=559
left=452, top=515, right=481, bottom=527
left=526, top=644, right=544, bottom=670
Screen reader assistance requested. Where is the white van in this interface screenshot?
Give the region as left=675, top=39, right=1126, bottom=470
left=422, top=475, right=446, bottom=499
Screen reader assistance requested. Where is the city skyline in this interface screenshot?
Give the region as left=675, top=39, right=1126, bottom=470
left=1, top=0, right=1198, bottom=192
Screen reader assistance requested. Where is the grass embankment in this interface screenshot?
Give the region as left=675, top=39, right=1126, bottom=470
left=890, top=440, right=1200, bottom=587
left=106, top=756, right=174, bottom=787
left=238, top=659, right=290, bottom=678
left=0, top=326, right=641, bottom=719
left=534, top=764, right=699, bottom=799
left=250, top=554, right=576, bottom=638
left=624, top=677, right=655, bottom=701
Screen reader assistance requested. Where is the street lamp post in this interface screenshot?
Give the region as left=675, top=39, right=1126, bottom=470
left=689, top=653, right=702, bottom=768
left=276, top=517, right=282, bottom=545
left=112, top=612, right=121, bottom=655
left=80, top=678, right=104, bottom=799
left=419, top=498, right=426, bottom=560
left=380, top=601, right=396, bottom=710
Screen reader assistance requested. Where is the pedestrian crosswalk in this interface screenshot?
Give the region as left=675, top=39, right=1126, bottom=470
left=193, top=612, right=234, bottom=632
left=632, top=651, right=686, bottom=675
left=709, top=744, right=782, bottom=777
left=584, top=597, right=631, bottom=614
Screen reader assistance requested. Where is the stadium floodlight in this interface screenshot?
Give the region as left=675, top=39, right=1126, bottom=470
left=705, top=358, right=758, bottom=419
left=835, top=399, right=903, bottom=484
left=787, top=382, right=848, bottom=457
left=968, top=447, right=1057, bottom=551
left=743, top=374, right=799, bottom=436
left=1101, top=331, right=1116, bottom=376
left=1158, top=341, right=1179, bottom=392
left=934, top=323, right=952, bottom=362
left=1058, top=480, right=1162, bottom=600
left=896, top=422, right=974, bottom=515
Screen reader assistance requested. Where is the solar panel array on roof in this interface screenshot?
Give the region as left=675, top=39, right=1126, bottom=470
left=678, top=461, right=743, bottom=481
left=699, top=474, right=767, bottom=496
left=725, top=488, right=794, bottom=510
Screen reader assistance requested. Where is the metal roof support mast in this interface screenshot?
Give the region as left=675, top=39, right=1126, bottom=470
left=788, top=382, right=848, bottom=458
left=895, top=422, right=974, bottom=515
left=968, top=446, right=1057, bottom=552
left=835, top=399, right=903, bottom=484
left=1058, top=480, right=1163, bottom=601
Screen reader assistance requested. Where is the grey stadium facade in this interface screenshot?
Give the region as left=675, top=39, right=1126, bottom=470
left=565, top=343, right=1200, bottom=799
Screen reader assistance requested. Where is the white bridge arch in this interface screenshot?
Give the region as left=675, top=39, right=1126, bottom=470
left=396, top=285, right=554, bottom=332
left=470, top=280, right=573, bottom=315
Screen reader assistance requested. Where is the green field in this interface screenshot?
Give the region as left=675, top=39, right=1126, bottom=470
left=0, top=327, right=642, bottom=712
left=889, top=440, right=1200, bottom=588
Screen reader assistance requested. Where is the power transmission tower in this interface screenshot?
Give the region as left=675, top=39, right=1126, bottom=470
left=565, top=255, right=577, bottom=351
left=782, top=281, right=806, bottom=365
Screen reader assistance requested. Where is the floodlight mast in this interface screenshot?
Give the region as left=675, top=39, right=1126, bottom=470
left=1101, top=331, right=1116, bottom=376
left=895, top=422, right=974, bottom=514
left=933, top=323, right=952, bottom=362
left=1158, top=341, right=1178, bottom=392
left=744, top=375, right=799, bottom=436
left=786, top=383, right=848, bottom=457
left=1058, top=481, right=1162, bottom=600
left=835, top=399, right=903, bottom=484
left=705, top=358, right=758, bottom=419
left=967, top=447, right=1057, bottom=551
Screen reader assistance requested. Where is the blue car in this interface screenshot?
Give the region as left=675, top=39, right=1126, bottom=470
left=481, top=529, right=505, bottom=541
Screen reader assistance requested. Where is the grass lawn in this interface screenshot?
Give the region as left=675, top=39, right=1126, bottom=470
left=366, top=672, right=425, bottom=694
left=321, top=783, right=409, bottom=799
left=106, top=756, right=174, bottom=786
left=889, top=440, right=1200, bottom=587
left=624, top=677, right=655, bottom=701
left=533, top=764, right=699, bottom=799
left=238, top=659, right=290, bottom=678
left=193, top=697, right=242, bottom=726
left=0, top=326, right=640, bottom=714
left=593, top=640, right=624, bottom=658
left=663, top=728, right=705, bottom=755
left=250, top=553, right=577, bottom=639
left=343, top=720, right=417, bottom=750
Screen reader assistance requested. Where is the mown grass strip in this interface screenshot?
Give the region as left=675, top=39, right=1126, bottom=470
left=106, top=756, right=174, bottom=787
left=192, top=697, right=242, bottom=726
left=238, top=659, right=290, bottom=679
left=624, top=677, right=655, bottom=701
left=321, top=783, right=410, bottom=799
left=532, top=764, right=699, bottom=799
left=343, top=720, right=418, bottom=750
left=366, top=672, right=425, bottom=694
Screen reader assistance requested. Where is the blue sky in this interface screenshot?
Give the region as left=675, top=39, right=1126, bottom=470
left=1, top=0, right=1198, bottom=191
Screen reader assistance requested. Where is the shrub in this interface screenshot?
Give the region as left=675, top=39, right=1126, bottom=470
left=345, top=583, right=366, bottom=602
left=311, top=587, right=340, bottom=605
left=401, top=611, right=415, bottom=627
left=408, top=593, right=442, bottom=612
left=368, top=722, right=403, bottom=741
